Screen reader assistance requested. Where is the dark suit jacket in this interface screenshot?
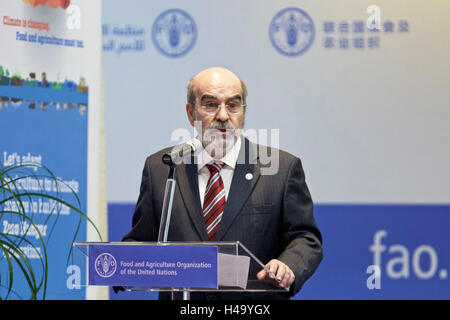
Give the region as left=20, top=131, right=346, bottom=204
left=123, top=138, right=323, bottom=300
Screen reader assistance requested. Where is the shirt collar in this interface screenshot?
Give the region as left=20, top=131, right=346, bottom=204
left=196, top=136, right=241, bottom=172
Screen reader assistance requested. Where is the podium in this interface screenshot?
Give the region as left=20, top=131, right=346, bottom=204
left=73, top=241, right=288, bottom=300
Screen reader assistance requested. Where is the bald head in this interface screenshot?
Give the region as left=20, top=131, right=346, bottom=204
left=187, top=67, right=247, bottom=108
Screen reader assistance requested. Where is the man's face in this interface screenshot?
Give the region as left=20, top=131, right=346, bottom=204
left=187, top=68, right=245, bottom=158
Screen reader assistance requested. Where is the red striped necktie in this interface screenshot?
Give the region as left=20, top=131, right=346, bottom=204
left=203, top=162, right=226, bottom=241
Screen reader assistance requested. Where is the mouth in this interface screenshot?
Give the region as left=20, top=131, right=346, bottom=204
left=204, top=124, right=237, bottom=139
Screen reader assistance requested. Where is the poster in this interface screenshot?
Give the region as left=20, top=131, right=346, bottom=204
left=0, top=0, right=102, bottom=299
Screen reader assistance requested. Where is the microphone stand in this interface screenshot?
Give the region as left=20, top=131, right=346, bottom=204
left=157, top=154, right=177, bottom=243
left=158, top=153, right=191, bottom=300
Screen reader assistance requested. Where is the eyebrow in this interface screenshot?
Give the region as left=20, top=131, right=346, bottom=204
left=200, top=94, right=242, bottom=102
left=226, top=95, right=242, bottom=102
left=200, top=94, right=217, bottom=102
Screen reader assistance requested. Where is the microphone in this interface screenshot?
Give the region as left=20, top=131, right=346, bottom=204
left=162, top=138, right=202, bottom=165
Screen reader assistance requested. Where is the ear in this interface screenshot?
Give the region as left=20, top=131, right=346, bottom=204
left=186, top=102, right=195, bottom=127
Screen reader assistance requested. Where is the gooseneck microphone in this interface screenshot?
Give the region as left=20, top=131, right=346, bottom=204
left=162, top=138, right=202, bottom=166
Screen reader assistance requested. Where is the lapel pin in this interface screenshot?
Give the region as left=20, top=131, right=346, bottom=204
left=245, top=173, right=253, bottom=180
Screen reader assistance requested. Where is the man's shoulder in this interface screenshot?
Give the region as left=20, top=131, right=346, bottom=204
left=245, top=139, right=303, bottom=177
left=143, top=145, right=174, bottom=167
left=248, top=140, right=300, bottom=163
left=256, top=143, right=298, bottom=159
left=142, top=139, right=303, bottom=170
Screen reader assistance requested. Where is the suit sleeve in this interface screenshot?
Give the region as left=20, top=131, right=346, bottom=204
left=277, top=157, right=323, bottom=296
left=122, top=157, right=159, bottom=242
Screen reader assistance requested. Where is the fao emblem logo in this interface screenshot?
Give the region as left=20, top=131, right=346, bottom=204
left=152, top=8, right=197, bottom=58
left=94, top=253, right=117, bottom=278
left=269, top=7, right=315, bottom=57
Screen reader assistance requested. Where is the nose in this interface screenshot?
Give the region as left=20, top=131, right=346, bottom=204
left=215, top=104, right=229, bottom=122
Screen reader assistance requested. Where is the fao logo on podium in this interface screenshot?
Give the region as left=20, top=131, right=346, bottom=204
left=152, top=9, right=197, bottom=58
left=95, top=253, right=117, bottom=278
left=269, top=7, right=315, bottom=57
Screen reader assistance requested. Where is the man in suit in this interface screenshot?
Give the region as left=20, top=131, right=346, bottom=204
left=123, top=67, right=322, bottom=300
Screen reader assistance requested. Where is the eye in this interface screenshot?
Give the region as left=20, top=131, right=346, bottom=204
left=226, top=99, right=241, bottom=110
left=204, top=102, right=218, bottom=109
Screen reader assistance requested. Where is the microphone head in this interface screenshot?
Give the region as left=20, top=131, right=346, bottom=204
left=163, top=138, right=202, bottom=166
left=185, top=138, right=202, bottom=152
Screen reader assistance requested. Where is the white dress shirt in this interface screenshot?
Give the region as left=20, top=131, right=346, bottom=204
left=196, top=137, right=241, bottom=207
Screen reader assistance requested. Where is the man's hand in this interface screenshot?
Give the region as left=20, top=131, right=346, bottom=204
left=257, top=259, right=295, bottom=289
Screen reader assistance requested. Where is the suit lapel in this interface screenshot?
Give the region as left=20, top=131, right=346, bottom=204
left=215, top=138, right=261, bottom=241
left=175, top=161, right=210, bottom=241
